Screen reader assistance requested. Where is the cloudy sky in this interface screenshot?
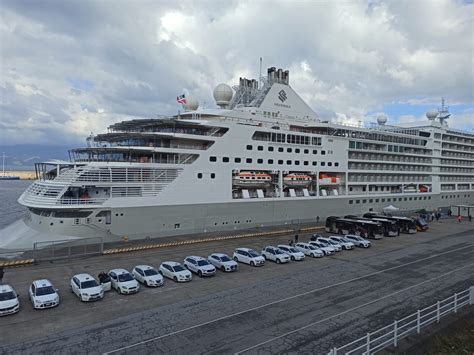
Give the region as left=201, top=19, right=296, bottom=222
left=1, top=0, right=473, bottom=146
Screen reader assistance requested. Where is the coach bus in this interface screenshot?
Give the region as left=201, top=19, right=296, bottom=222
left=345, top=215, right=399, bottom=237
left=363, top=213, right=417, bottom=234
left=325, top=216, right=384, bottom=240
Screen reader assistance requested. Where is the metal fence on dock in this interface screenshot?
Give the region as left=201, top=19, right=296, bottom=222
left=328, top=286, right=474, bottom=355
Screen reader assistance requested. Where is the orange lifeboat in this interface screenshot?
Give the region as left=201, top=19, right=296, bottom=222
left=283, top=174, right=312, bottom=187
left=318, top=173, right=340, bottom=184
left=233, top=171, right=272, bottom=187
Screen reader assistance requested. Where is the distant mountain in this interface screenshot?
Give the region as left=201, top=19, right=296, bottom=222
left=0, top=145, right=74, bottom=169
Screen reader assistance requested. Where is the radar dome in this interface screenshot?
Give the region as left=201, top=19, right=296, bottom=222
left=213, top=83, right=233, bottom=108
left=183, top=95, right=199, bottom=111
left=377, top=115, right=388, bottom=125
left=426, top=110, right=438, bottom=120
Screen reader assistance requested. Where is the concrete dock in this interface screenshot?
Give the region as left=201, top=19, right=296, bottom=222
left=0, top=218, right=472, bottom=354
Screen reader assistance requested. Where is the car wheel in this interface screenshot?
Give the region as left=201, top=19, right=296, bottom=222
left=263, top=254, right=266, bottom=259
left=159, top=270, right=163, bottom=275
left=145, top=281, right=149, bottom=287
left=198, top=271, right=203, bottom=277
left=250, top=261, right=255, bottom=266
left=233, top=256, right=238, bottom=262
left=118, top=287, right=122, bottom=294
left=173, top=276, right=178, bottom=282
left=276, top=258, right=281, bottom=264
left=291, top=256, right=295, bottom=261
left=221, top=265, right=226, bottom=271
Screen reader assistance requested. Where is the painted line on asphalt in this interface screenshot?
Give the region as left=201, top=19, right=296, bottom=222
left=235, top=262, right=474, bottom=354
left=102, top=244, right=473, bottom=354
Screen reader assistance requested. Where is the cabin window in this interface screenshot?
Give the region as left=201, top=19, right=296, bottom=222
left=304, top=149, right=309, bottom=154
left=278, top=147, right=284, bottom=152
left=210, top=156, right=217, bottom=162
left=335, top=162, right=339, bottom=167
left=295, top=161, right=300, bottom=165
left=268, top=146, right=274, bottom=152
left=211, top=173, right=216, bottom=179
left=278, top=160, right=284, bottom=164
left=246, top=158, right=252, bottom=163
left=312, top=161, right=317, bottom=166
left=223, top=157, right=229, bottom=163
left=235, top=157, right=241, bottom=163
left=295, top=148, right=300, bottom=153
left=197, top=173, right=203, bottom=179
left=304, top=161, right=309, bottom=166
left=257, top=146, right=263, bottom=151
left=257, top=159, right=263, bottom=164
left=268, top=159, right=274, bottom=164
left=246, top=145, right=252, bottom=150
left=321, top=150, right=326, bottom=155
left=321, top=162, right=326, bottom=166
left=328, top=162, right=332, bottom=166
left=287, top=160, right=292, bottom=165
left=287, top=148, right=292, bottom=153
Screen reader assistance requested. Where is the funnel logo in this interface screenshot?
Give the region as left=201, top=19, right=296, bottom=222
left=278, top=90, right=287, bottom=102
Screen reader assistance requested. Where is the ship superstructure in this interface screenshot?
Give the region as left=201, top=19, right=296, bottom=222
left=2, top=67, right=473, bottom=249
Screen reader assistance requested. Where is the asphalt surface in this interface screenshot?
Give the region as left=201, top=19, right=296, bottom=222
left=0, top=219, right=473, bottom=354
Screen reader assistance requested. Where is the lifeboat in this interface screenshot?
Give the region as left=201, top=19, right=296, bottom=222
left=233, top=171, right=272, bottom=187
left=318, top=173, right=340, bottom=185
left=403, top=184, right=417, bottom=193
left=419, top=185, right=429, bottom=193
left=283, top=174, right=312, bottom=187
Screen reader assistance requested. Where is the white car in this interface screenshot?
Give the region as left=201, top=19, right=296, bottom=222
left=184, top=256, right=216, bottom=277
left=108, top=269, right=140, bottom=294
left=345, top=234, right=372, bottom=248
left=159, top=261, right=192, bottom=282
left=207, top=253, right=239, bottom=272
left=317, top=237, right=342, bottom=252
left=308, top=241, right=335, bottom=255
left=0, top=284, right=20, bottom=316
left=29, top=279, right=60, bottom=309
left=132, top=265, right=164, bottom=287
left=277, top=245, right=305, bottom=261
left=262, top=246, right=290, bottom=264
left=70, top=273, right=104, bottom=302
left=233, top=248, right=265, bottom=266
left=294, top=243, right=324, bottom=258
left=329, top=236, right=355, bottom=250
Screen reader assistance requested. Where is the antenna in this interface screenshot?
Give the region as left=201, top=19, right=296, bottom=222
left=259, top=57, right=262, bottom=88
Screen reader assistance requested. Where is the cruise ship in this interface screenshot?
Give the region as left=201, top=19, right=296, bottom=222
left=1, top=67, right=473, bottom=250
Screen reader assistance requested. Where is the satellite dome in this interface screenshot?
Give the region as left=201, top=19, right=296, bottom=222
left=377, top=115, right=388, bottom=125
left=426, top=110, right=438, bottom=120
left=213, top=83, right=233, bottom=108
left=183, top=95, right=199, bottom=111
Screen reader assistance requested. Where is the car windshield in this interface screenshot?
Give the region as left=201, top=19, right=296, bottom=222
left=197, top=260, right=209, bottom=266
left=36, top=286, right=55, bottom=296
left=275, top=249, right=284, bottom=254
left=81, top=280, right=98, bottom=289
left=308, top=245, right=316, bottom=250
left=289, top=247, right=299, bottom=253
left=220, top=256, right=231, bottom=262
left=172, top=265, right=185, bottom=272
left=248, top=250, right=260, bottom=257
left=329, top=240, right=339, bottom=245
left=144, top=269, right=158, bottom=276
left=0, top=291, right=16, bottom=301
left=118, top=273, right=134, bottom=282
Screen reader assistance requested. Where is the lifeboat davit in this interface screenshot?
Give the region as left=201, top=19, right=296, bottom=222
left=318, top=173, right=340, bottom=184
left=283, top=174, right=312, bottom=187
left=233, top=171, right=272, bottom=187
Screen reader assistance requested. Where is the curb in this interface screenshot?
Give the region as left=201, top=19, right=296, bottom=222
left=0, top=259, right=35, bottom=268
left=102, top=226, right=325, bottom=255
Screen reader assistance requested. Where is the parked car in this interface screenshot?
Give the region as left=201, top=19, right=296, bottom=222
left=294, top=243, right=324, bottom=258
left=184, top=256, right=216, bottom=277
left=310, top=233, right=324, bottom=241
left=70, top=273, right=104, bottom=302
left=159, top=261, right=192, bottom=282
left=308, top=241, right=335, bottom=255
left=277, top=245, right=305, bottom=261
left=208, top=253, right=239, bottom=272
left=28, top=279, right=60, bottom=309
left=98, top=272, right=112, bottom=292
left=0, top=284, right=20, bottom=316
left=262, top=246, right=290, bottom=264
left=344, top=234, right=372, bottom=248
left=108, top=269, right=139, bottom=294
left=132, top=265, right=164, bottom=287
left=329, top=236, right=355, bottom=250
left=317, top=237, right=342, bottom=252
left=233, top=248, right=265, bottom=266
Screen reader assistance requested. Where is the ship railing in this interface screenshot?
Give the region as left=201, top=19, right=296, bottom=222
left=20, top=194, right=107, bottom=206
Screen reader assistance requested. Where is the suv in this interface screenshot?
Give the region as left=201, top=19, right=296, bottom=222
left=345, top=234, right=371, bottom=248
left=208, top=253, right=239, bottom=272
left=0, top=284, right=20, bottom=316
left=233, top=248, right=265, bottom=266
left=70, top=273, right=104, bottom=302
left=329, top=236, right=355, bottom=250
left=29, top=279, right=60, bottom=309
left=308, top=241, right=335, bottom=255
left=108, top=269, right=139, bottom=294
left=317, top=237, right=342, bottom=252
left=277, top=245, right=305, bottom=261
left=294, top=243, right=324, bottom=258
left=262, top=246, right=290, bottom=264
left=184, top=256, right=216, bottom=277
